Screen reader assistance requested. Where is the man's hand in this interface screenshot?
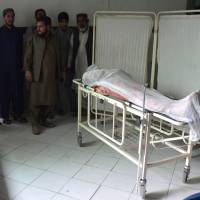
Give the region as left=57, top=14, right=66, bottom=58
left=25, top=70, right=32, bottom=82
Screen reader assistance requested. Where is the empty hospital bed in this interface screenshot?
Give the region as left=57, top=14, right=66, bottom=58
left=73, top=10, right=200, bottom=198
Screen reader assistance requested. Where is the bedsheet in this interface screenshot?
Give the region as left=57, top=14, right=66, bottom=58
left=82, top=65, right=200, bottom=141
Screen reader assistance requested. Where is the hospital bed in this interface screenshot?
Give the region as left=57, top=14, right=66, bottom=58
left=73, top=11, right=200, bottom=198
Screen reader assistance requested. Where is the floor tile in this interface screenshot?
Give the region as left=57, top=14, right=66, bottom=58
left=132, top=179, right=170, bottom=200
left=102, top=171, right=135, bottom=192
left=0, top=134, right=9, bottom=142
left=0, top=177, right=27, bottom=199
left=149, top=148, right=177, bottom=169
left=48, top=158, right=82, bottom=177
left=6, top=165, right=44, bottom=184
left=3, top=149, right=36, bottom=164
left=0, top=144, right=17, bottom=157
left=16, top=141, right=48, bottom=154
left=51, top=194, right=76, bottom=200
left=129, top=193, right=143, bottom=200
left=38, top=145, right=71, bottom=159
left=112, top=158, right=137, bottom=176
left=96, top=144, right=122, bottom=158
left=60, top=178, right=99, bottom=200
left=0, top=159, right=21, bottom=176
left=75, top=165, right=109, bottom=184
left=175, top=157, right=200, bottom=175
left=91, top=186, right=130, bottom=200
left=53, top=136, right=78, bottom=148
left=87, top=154, right=119, bottom=170
left=33, top=133, right=61, bottom=144
left=31, top=171, right=69, bottom=192
left=0, top=118, right=199, bottom=200
left=25, top=154, right=58, bottom=170
left=146, top=167, right=174, bottom=183
left=75, top=134, right=103, bottom=153
left=0, top=136, right=29, bottom=148
left=171, top=168, right=200, bottom=190
left=166, top=184, right=200, bottom=200
left=14, top=186, right=55, bottom=200
left=64, top=149, right=94, bottom=164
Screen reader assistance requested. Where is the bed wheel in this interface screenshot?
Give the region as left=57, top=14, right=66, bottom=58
left=183, top=166, right=190, bottom=183
left=77, top=133, right=83, bottom=147
left=139, top=179, right=146, bottom=199
left=183, top=172, right=188, bottom=183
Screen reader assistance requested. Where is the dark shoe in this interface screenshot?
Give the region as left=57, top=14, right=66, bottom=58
left=17, top=116, right=28, bottom=123
left=48, top=113, right=55, bottom=120
left=4, top=119, right=12, bottom=124
left=13, top=114, right=28, bottom=123
left=32, top=125, right=41, bottom=135
left=40, top=120, right=56, bottom=128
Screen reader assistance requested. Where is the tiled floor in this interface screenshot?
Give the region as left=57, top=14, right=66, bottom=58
left=0, top=116, right=200, bottom=200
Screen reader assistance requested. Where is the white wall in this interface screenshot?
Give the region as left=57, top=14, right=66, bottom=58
left=0, top=0, right=186, bottom=26
left=109, top=0, right=187, bottom=11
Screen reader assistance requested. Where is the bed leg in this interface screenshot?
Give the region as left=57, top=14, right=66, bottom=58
left=77, top=85, right=82, bottom=129
left=139, top=178, right=146, bottom=199
left=183, top=140, right=193, bottom=183
left=77, top=86, right=83, bottom=147
left=139, top=113, right=151, bottom=199
left=183, top=165, right=190, bottom=183
left=77, top=132, right=83, bottom=147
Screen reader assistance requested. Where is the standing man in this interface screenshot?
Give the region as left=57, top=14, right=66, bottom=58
left=23, top=9, right=47, bottom=116
left=23, top=9, right=46, bottom=42
left=24, top=16, right=59, bottom=135
left=55, top=12, right=74, bottom=114
left=73, top=13, right=93, bottom=79
left=0, top=8, right=26, bottom=124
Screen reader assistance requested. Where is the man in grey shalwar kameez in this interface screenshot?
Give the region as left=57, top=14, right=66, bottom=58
left=24, top=16, right=59, bottom=135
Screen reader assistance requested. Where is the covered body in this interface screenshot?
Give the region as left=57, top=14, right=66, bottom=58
left=82, top=66, right=200, bottom=141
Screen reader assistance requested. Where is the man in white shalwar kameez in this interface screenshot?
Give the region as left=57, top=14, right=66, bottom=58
left=74, top=13, right=93, bottom=79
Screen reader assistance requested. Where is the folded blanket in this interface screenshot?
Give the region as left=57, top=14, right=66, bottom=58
left=82, top=65, right=200, bottom=141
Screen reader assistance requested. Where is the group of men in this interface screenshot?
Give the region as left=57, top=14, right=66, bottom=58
left=0, top=8, right=93, bottom=134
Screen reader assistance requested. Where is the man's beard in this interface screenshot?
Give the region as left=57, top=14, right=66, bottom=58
left=5, top=22, right=14, bottom=28
left=80, top=25, right=88, bottom=33
left=37, top=32, right=46, bottom=37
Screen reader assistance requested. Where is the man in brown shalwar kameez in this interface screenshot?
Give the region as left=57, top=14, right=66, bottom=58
left=24, top=16, right=59, bottom=135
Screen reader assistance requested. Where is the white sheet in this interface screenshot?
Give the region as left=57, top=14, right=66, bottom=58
left=83, top=66, right=200, bottom=141
left=157, top=15, right=200, bottom=98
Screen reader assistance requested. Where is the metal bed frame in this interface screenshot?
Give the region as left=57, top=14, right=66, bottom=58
left=73, top=10, right=200, bottom=198
left=73, top=80, right=193, bottom=198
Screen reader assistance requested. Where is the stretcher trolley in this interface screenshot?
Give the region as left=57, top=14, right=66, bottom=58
left=73, top=11, right=200, bottom=198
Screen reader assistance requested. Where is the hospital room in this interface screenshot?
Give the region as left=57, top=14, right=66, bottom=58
left=1, top=0, right=200, bottom=199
